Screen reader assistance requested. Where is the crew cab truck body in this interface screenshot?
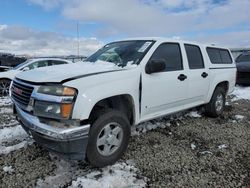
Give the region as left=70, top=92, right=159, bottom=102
left=11, top=38, right=236, bottom=167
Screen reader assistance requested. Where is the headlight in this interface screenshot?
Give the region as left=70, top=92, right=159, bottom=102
left=37, top=85, right=76, bottom=96
left=34, top=101, right=74, bottom=119
left=35, top=85, right=77, bottom=119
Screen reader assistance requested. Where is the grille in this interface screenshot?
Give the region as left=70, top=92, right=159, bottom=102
left=11, top=80, right=34, bottom=108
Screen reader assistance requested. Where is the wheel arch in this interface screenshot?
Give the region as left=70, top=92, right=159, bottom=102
left=215, top=81, right=229, bottom=94
left=88, top=94, right=136, bottom=126
left=0, top=78, right=12, bottom=82
left=207, top=80, right=229, bottom=102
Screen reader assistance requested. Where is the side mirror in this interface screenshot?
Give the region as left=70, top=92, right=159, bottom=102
left=145, top=59, right=166, bottom=74
left=22, top=67, right=30, bottom=71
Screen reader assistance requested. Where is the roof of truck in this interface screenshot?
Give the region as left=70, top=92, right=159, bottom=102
left=118, top=37, right=229, bottom=49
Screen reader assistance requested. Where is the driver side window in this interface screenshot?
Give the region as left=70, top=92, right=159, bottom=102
left=149, top=43, right=183, bottom=72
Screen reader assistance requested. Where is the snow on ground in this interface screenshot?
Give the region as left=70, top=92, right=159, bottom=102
left=191, top=143, right=197, bottom=150
left=218, top=144, right=228, bottom=150
left=200, top=151, right=213, bottom=155
left=131, top=110, right=201, bottom=136
left=36, top=157, right=147, bottom=188
left=0, top=125, right=28, bottom=144
left=131, top=119, right=171, bottom=136
left=3, top=166, right=14, bottom=174
left=231, top=86, right=250, bottom=101
left=0, top=123, right=31, bottom=155
left=36, top=157, right=81, bottom=188
left=185, top=111, right=202, bottom=118
left=0, top=141, right=30, bottom=155
left=0, top=97, right=12, bottom=106
left=235, top=115, right=245, bottom=121
left=0, top=107, right=13, bottom=114
left=70, top=162, right=147, bottom=188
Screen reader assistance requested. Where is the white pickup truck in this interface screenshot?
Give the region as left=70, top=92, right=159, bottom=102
left=10, top=38, right=236, bottom=167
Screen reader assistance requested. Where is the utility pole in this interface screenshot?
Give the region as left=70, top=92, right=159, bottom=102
left=77, top=21, right=80, bottom=57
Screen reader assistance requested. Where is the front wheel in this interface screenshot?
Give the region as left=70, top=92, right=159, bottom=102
left=86, top=109, right=131, bottom=167
left=205, top=87, right=226, bottom=117
left=0, top=79, right=11, bottom=97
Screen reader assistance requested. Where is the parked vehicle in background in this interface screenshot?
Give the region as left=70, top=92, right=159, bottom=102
left=0, top=53, right=26, bottom=67
left=236, top=52, right=250, bottom=85
left=0, top=58, right=72, bottom=96
left=11, top=38, right=236, bottom=167
left=0, top=66, right=11, bottom=72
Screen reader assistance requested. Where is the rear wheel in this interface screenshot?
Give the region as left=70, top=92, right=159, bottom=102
left=0, top=79, right=11, bottom=97
left=205, top=87, right=226, bottom=117
left=86, top=109, right=130, bottom=167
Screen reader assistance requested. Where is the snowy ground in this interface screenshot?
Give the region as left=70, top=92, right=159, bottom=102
left=0, top=86, right=249, bottom=187
left=231, top=86, right=250, bottom=101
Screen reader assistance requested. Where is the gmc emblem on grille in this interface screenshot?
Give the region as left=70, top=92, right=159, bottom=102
left=13, top=87, right=23, bottom=95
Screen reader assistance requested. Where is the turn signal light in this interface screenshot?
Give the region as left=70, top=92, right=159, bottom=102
left=61, top=103, right=73, bottom=118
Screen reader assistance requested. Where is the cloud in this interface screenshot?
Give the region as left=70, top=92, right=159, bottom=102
left=0, top=25, right=103, bottom=56
left=27, top=0, right=250, bottom=47
left=193, top=30, right=250, bottom=48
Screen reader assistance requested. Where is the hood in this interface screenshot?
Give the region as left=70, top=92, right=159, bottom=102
left=15, top=61, right=133, bottom=83
left=236, top=62, right=250, bottom=72
left=0, top=69, right=19, bottom=80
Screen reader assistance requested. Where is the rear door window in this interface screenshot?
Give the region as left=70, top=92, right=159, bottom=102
left=220, top=50, right=232, bottom=63
left=206, top=48, right=232, bottom=64
left=184, top=44, right=204, bottom=69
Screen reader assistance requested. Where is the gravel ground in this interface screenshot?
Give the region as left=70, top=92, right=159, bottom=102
left=0, top=95, right=249, bottom=187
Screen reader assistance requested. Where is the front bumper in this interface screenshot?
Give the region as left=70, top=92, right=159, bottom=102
left=15, top=105, right=90, bottom=160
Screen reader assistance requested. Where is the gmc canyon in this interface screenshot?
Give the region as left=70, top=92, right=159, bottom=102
left=10, top=38, right=236, bottom=167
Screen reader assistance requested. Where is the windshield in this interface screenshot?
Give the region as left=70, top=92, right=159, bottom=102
left=86, top=40, right=154, bottom=67
left=236, top=54, right=250, bottom=63
left=12, top=59, right=33, bottom=70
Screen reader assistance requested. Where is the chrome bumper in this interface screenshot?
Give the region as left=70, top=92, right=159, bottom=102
left=15, top=105, right=90, bottom=140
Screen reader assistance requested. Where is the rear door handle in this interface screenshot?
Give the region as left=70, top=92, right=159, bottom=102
left=201, top=72, right=208, bottom=78
left=178, top=74, right=187, bottom=81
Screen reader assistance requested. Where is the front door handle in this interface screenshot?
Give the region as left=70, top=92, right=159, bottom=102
left=178, top=74, right=187, bottom=81
left=201, top=72, right=208, bottom=78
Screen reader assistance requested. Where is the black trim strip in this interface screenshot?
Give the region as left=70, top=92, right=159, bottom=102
left=15, top=78, right=60, bottom=85
left=61, top=69, right=125, bottom=83
left=139, top=74, right=142, bottom=116
left=209, top=67, right=236, bottom=70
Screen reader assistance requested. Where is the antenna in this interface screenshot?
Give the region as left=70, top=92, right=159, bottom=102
left=77, top=21, right=80, bottom=57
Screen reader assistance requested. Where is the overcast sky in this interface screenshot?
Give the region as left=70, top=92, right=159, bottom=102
left=0, top=0, right=249, bottom=56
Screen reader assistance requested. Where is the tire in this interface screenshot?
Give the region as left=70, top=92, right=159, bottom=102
left=86, top=109, right=131, bottom=167
left=205, top=87, right=226, bottom=117
left=0, top=79, right=11, bottom=97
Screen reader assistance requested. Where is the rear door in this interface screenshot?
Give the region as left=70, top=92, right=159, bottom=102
left=184, top=44, right=210, bottom=104
left=141, top=42, right=189, bottom=118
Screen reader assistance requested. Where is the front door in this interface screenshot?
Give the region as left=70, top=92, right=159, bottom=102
left=141, top=42, right=188, bottom=119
